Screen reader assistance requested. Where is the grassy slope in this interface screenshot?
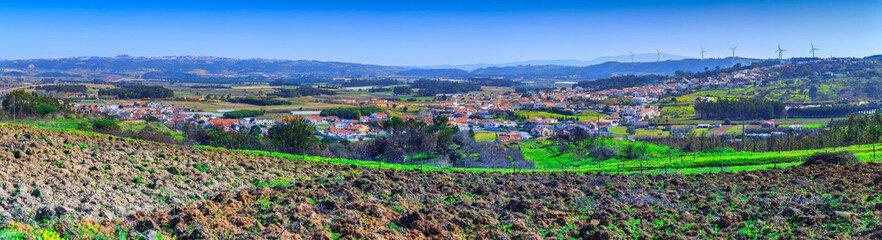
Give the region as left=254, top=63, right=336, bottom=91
left=13, top=121, right=882, bottom=175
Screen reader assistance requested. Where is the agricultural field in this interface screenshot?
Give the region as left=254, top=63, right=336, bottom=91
left=680, top=75, right=882, bottom=104
left=2, top=123, right=882, bottom=239
left=515, top=138, right=882, bottom=174
left=659, top=106, right=696, bottom=118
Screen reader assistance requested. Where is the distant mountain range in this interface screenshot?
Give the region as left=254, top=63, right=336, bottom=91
left=398, top=57, right=765, bottom=80
left=421, top=53, right=691, bottom=70
left=0, top=55, right=767, bottom=82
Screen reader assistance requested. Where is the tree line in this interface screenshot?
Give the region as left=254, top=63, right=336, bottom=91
left=694, top=98, right=785, bottom=119
left=35, top=84, right=87, bottom=93
left=411, top=80, right=481, bottom=96
left=641, top=113, right=882, bottom=153
left=320, top=107, right=383, bottom=119
left=98, top=85, right=174, bottom=99
left=227, top=97, right=292, bottom=106
left=1, top=90, right=68, bottom=117
left=787, top=104, right=882, bottom=118
left=273, top=86, right=336, bottom=97
left=222, top=110, right=264, bottom=119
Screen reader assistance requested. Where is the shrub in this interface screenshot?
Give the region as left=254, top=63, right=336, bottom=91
left=92, top=119, right=119, bottom=130
left=589, top=146, right=617, bottom=161
left=802, top=152, right=864, bottom=166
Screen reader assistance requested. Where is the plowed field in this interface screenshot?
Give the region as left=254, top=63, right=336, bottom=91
left=2, top=124, right=882, bottom=239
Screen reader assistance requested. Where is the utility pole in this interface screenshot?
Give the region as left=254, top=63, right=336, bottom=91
left=11, top=92, right=15, bottom=124
left=741, top=120, right=746, bottom=151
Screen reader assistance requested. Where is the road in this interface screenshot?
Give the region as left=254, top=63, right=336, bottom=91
left=0, top=83, right=54, bottom=95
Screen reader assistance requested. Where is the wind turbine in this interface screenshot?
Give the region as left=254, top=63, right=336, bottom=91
left=630, top=51, right=635, bottom=63
left=776, top=44, right=786, bottom=59
left=700, top=47, right=708, bottom=59
left=729, top=46, right=737, bottom=58
left=656, top=49, right=661, bottom=62
left=810, top=42, right=819, bottom=58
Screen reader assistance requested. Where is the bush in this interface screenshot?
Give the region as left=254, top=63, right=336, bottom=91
left=92, top=119, right=119, bottom=130
left=589, top=146, right=617, bottom=161
left=32, top=104, right=57, bottom=117
left=802, top=152, right=864, bottom=166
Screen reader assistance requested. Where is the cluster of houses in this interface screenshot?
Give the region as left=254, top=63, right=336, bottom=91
left=69, top=58, right=829, bottom=143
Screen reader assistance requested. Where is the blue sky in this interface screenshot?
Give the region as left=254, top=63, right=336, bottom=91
left=0, top=0, right=880, bottom=66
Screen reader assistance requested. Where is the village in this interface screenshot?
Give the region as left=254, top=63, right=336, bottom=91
left=70, top=61, right=790, bottom=143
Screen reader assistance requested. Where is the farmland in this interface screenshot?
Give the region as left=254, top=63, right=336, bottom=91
left=1, top=123, right=882, bottom=239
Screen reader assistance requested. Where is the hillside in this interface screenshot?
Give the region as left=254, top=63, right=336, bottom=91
left=419, top=53, right=691, bottom=70
left=468, top=57, right=765, bottom=80
left=0, top=56, right=408, bottom=78
left=1, top=56, right=765, bottom=83
left=2, top=123, right=882, bottom=239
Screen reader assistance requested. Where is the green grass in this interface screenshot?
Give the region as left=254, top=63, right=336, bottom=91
left=801, top=123, right=828, bottom=128
left=724, top=126, right=742, bottom=134
left=608, top=127, right=666, bottom=137
left=474, top=133, right=497, bottom=142
left=660, top=106, right=696, bottom=118
left=517, top=137, right=882, bottom=174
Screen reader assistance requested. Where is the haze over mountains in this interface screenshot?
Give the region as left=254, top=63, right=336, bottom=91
left=0, top=55, right=766, bottom=82
left=422, top=53, right=691, bottom=70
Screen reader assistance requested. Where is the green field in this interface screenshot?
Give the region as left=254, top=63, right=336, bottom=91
left=660, top=106, right=696, bottom=118
left=609, top=126, right=666, bottom=137
left=474, top=133, right=497, bottom=142
left=678, top=76, right=881, bottom=104
left=516, top=138, right=882, bottom=174
left=724, top=126, right=742, bottom=134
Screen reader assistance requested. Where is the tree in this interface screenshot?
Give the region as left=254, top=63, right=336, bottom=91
left=142, top=115, right=161, bottom=122
left=393, top=86, right=412, bottom=95
left=267, top=118, right=316, bottom=154
left=1, top=90, right=68, bottom=117
left=626, top=126, right=637, bottom=135
left=32, top=104, right=56, bottom=117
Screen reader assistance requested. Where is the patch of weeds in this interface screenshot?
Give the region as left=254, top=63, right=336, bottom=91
left=193, top=163, right=210, bottom=172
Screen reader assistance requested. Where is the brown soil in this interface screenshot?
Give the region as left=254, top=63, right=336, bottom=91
left=707, top=125, right=733, bottom=135
left=2, top=124, right=882, bottom=239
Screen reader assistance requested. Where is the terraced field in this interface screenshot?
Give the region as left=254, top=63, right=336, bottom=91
left=1, top=124, right=882, bottom=239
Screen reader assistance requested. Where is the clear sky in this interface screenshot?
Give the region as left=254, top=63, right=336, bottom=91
left=1, top=0, right=880, bottom=66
